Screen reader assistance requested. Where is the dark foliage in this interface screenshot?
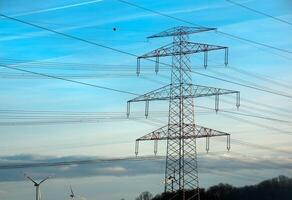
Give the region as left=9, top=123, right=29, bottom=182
left=150, top=175, right=292, bottom=200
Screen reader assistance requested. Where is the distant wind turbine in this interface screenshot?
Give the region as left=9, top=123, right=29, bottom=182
left=69, top=185, right=76, bottom=200
left=68, top=185, right=87, bottom=200
left=24, top=174, right=50, bottom=200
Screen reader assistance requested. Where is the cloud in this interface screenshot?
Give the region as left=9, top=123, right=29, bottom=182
left=0, top=153, right=291, bottom=182
left=0, top=1, right=229, bottom=42
left=11, top=0, right=103, bottom=17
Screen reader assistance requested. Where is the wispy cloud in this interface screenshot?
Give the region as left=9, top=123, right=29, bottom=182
left=11, top=0, right=103, bottom=17
left=0, top=153, right=291, bottom=182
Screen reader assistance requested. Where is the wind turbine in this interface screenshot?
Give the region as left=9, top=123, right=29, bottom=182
left=68, top=186, right=87, bottom=200
left=69, top=185, right=75, bottom=200
left=24, top=174, right=50, bottom=200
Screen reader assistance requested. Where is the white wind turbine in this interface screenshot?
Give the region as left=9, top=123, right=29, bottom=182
left=69, top=185, right=76, bottom=200
left=68, top=185, right=87, bottom=200
left=25, top=174, right=50, bottom=200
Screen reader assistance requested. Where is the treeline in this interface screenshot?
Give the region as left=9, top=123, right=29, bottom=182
left=135, top=175, right=292, bottom=200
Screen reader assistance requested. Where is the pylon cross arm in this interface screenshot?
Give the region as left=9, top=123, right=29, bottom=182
left=128, top=84, right=239, bottom=103
left=136, top=124, right=229, bottom=141
left=134, top=124, right=231, bottom=156
left=138, top=42, right=227, bottom=59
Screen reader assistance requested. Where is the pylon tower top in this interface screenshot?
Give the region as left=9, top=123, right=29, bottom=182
left=148, top=26, right=216, bottom=39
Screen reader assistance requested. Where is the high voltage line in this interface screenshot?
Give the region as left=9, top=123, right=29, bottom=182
left=0, top=13, right=137, bottom=57
left=1, top=14, right=292, bottom=100
left=145, top=118, right=292, bottom=155
left=116, top=0, right=292, bottom=54
left=207, top=68, right=292, bottom=94
left=197, top=105, right=292, bottom=124
left=221, top=97, right=292, bottom=120
left=0, top=4, right=290, bottom=193
left=2, top=56, right=291, bottom=93
left=225, top=0, right=292, bottom=26
left=219, top=112, right=292, bottom=136
left=1, top=108, right=291, bottom=158
left=191, top=70, right=292, bottom=99
left=6, top=55, right=292, bottom=100
left=192, top=53, right=292, bottom=91
left=240, top=97, right=292, bottom=115
left=229, top=67, right=292, bottom=90
left=0, top=121, right=290, bottom=174
left=1, top=105, right=292, bottom=126
left=0, top=64, right=139, bottom=96
left=1, top=9, right=290, bottom=175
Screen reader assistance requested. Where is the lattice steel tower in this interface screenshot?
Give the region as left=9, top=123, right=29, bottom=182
left=127, top=26, right=240, bottom=200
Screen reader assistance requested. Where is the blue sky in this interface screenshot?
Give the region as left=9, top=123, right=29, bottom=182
left=0, top=0, right=292, bottom=199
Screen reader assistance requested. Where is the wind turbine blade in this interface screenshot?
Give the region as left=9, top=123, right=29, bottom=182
left=39, top=176, right=49, bottom=184
left=25, top=174, right=37, bottom=185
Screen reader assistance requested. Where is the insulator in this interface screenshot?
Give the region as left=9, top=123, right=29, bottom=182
left=127, top=102, right=131, bottom=118
left=215, top=94, right=219, bottom=113
left=206, top=136, right=210, bottom=153
left=204, top=51, right=208, bottom=69
left=145, top=100, right=149, bottom=118
left=154, top=140, right=158, bottom=156
left=155, top=56, right=159, bottom=74
left=236, top=92, right=240, bottom=110
left=227, top=135, right=231, bottom=151
left=135, top=140, right=139, bottom=156
left=136, top=58, right=141, bottom=76
left=225, top=48, right=229, bottom=67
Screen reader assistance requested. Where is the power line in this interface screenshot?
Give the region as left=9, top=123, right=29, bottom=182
left=191, top=70, right=292, bottom=99
left=2, top=65, right=292, bottom=127
left=0, top=64, right=139, bottom=96
left=2, top=13, right=292, bottom=101
left=226, top=0, right=292, bottom=26
left=0, top=13, right=137, bottom=57
left=197, top=105, right=292, bottom=124
left=207, top=68, right=292, bottom=95
left=219, top=112, right=292, bottom=136
left=221, top=96, right=292, bottom=119
left=240, top=97, right=292, bottom=115
left=229, top=67, right=292, bottom=90
left=116, top=0, right=292, bottom=54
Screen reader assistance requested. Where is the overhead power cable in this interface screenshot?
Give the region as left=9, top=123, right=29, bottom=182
left=0, top=64, right=138, bottom=96
left=116, top=0, right=292, bottom=54
left=2, top=13, right=292, bottom=100
left=219, top=112, right=292, bottom=136
left=229, top=67, right=292, bottom=90
left=191, top=70, right=292, bottom=99
left=226, top=0, right=292, bottom=26
left=221, top=96, right=292, bottom=119
left=206, top=68, right=292, bottom=96
left=0, top=13, right=137, bottom=57
left=197, top=105, right=292, bottom=124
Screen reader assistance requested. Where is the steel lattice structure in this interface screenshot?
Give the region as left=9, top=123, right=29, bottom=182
left=127, top=26, right=240, bottom=200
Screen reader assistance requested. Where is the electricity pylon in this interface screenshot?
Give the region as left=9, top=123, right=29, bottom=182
left=127, top=26, right=240, bottom=200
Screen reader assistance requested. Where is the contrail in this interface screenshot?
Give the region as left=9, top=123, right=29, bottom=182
left=10, top=0, right=103, bottom=17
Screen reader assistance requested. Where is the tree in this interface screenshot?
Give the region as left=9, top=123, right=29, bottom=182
left=135, top=191, right=153, bottom=200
